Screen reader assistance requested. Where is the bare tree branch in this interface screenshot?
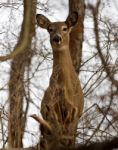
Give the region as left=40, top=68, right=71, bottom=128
left=0, top=0, right=36, bottom=62
left=90, top=0, right=118, bottom=89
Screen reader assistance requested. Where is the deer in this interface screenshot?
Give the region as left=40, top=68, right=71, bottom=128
left=31, top=12, right=84, bottom=150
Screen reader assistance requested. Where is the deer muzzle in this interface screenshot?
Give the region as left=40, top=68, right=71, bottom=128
left=52, top=34, right=62, bottom=44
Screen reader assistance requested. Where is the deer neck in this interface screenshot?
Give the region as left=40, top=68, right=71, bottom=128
left=53, top=46, right=72, bottom=67
left=51, top=46, right=75, bottom=84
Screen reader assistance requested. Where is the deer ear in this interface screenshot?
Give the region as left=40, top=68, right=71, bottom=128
left=65, top=12, right=78, bottom=28
left=36, top=14, right=51, bottom=29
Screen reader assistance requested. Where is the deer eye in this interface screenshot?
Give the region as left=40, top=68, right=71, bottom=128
left=62, top=27, right=67, bottom=31
left=48, top=28, right=53, bottom=32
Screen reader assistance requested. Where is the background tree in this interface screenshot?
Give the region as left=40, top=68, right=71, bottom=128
left=8, top=0, right=37, bottom=148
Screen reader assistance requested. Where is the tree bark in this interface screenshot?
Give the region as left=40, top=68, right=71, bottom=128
left=8, top=0, right=36, bottom=148
left=69, top=0, right=85, bottom=74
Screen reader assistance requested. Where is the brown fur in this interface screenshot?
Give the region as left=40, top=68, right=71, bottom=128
left=36, top=12, right=84, bottom=149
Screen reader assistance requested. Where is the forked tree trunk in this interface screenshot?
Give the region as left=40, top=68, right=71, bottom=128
left=8, top=0, right=36, bottom=147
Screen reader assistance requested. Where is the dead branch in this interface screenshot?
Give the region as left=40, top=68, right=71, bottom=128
left=30, top=114, right=52, bottom=132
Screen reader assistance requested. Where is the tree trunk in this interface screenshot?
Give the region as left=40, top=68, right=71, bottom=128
left=8, top=0, right=36, bottom=147
left=69, top=0, right=85, bottom=74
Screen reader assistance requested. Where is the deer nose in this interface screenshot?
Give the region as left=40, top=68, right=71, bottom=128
left=53, top=35, right=62, bottom=43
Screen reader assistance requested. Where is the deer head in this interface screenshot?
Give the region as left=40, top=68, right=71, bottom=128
left=36, top=12, right=78, bottom=51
